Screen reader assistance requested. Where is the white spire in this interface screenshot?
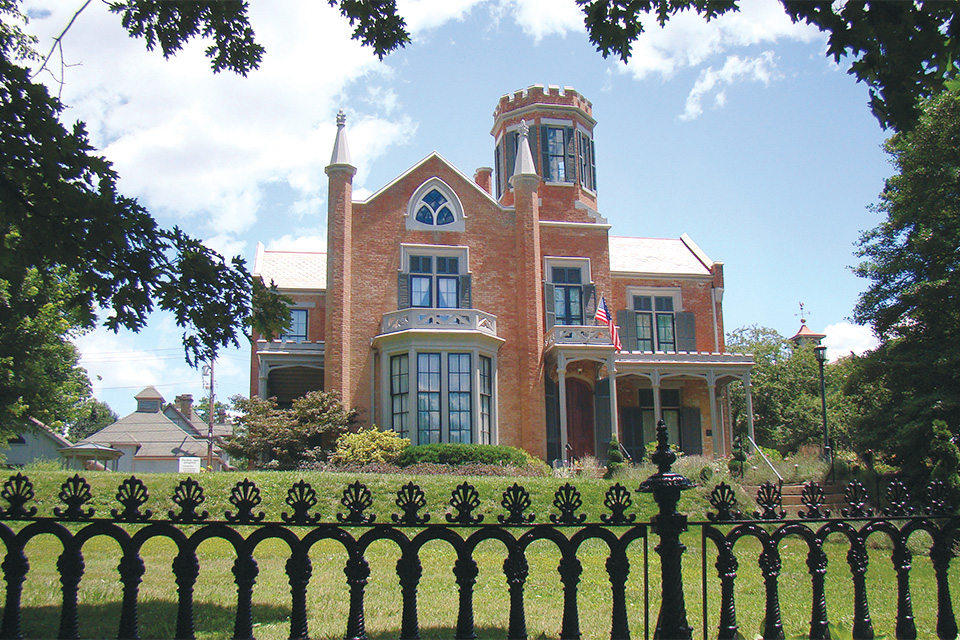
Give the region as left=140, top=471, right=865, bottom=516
left=329, top=109, right=353, bottom=167
left=511, top=119, right=538, bottom=181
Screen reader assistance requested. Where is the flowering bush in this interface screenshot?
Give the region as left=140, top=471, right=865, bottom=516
left=330, top=426, right=410, bottom=466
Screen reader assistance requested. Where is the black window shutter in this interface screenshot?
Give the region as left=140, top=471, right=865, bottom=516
left=594, top=378, right=611, bottom=459
left=398, top=272, right=410, bottom=310
left=564, top=127, right=576, bottom=183
left=544, top=282, right=556, bottom=328
left=505, top=132, right=518, bottom=185
left=459, top=274, right=472, bottom=309
left=680, top=407, right=702, bottom=455
left=582, top=284, right=597, bottom=322
left=617, top=310, right=638, bottom=351
left=675, top=311, right=697, bottom=352
left=495, top=144, right=503, bottom=199
left=590, top=137, right=597, bottom=191
left=540, top=125, right=550, bottom=180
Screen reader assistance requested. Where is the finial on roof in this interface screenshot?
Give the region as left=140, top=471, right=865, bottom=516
left=328, top=108, right=353, bottom=167
left=511, top=118, right=538, bottom=181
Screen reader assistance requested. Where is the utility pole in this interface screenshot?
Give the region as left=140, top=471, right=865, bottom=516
left=203, top=360, right=215, bottom=470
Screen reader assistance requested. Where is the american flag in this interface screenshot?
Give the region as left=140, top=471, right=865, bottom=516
left=594, top=296, right=622, bottom=351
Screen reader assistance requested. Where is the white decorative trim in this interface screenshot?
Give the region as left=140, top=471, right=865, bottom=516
left=544, top=256, right=592, bottom=283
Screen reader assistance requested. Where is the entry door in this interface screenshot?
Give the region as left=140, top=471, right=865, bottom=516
left=566, top=378, right=595, bottom=458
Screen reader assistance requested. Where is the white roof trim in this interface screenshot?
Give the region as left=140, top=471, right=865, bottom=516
left=355, top=152, right=503, bottom=208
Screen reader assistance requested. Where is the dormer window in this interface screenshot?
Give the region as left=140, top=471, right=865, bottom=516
left=407, top=179, right=464, bottom=231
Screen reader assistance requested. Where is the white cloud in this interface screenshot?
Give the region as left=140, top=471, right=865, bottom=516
left=823, top=322, right=879, bottom=361
left=498, top=0, right=584, bottom=41
left=680, top=51, right=777, bottom=120
left=621, top=0, right=819, bottom=80
left=22, top=0, right=411, bottom=241
left=398, top=0, right=487, bottom=33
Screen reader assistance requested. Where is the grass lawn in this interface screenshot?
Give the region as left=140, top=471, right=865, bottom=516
left=3, top=470, right=958, bottom=639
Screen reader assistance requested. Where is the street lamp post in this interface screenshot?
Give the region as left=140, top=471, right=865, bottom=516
left=814, top=345, right=830, bottom=467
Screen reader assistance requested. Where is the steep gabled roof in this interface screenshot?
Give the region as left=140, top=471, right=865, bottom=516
left=357, top=152, right=501, bottom=208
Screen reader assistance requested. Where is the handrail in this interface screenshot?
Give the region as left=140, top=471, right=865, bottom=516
left=747, top=435, right=784, bottom=483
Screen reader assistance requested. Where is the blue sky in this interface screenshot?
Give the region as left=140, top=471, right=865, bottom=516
left=22, top=0, right=891, bottom=417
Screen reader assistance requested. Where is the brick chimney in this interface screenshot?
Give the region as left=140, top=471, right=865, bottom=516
left=474, top=167, right=492, bottom=194
left=175, top=394, right=194, bottom=418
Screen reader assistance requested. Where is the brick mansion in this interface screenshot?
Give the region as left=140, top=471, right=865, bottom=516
left=250, top=86, right=755, bottom=462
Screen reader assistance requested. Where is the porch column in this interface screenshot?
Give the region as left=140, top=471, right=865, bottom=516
left=608, top=354, right=620, bottom=442
left=744, top=372, right=756, bottom=450
left=258, top=364, right=269, bottom=400
left=651, top=370, right=662, bottom=424
left=558, top=355, right=569, bottom=463
left=707, top=371, right=720, bottom=456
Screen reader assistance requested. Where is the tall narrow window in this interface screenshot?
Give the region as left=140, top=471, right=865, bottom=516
left=479, top=356, right=492, bottom=445
left=282, top=309, right=308, bottom=341
left=546, top=128, right=567, bottom=182
left=448, top=353, right=472, bottom=443
left=577, top=130, right=597, bottom=191
left=553, top=267, right=583, bottom=325
left=436, top=257, right=460, bottom=309
left=417, top=354, right=441, bottom=444
left=391, top=355, right=409, bottom=438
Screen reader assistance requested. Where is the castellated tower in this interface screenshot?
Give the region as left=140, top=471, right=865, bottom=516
left=491, top=85, right=599, bottom=221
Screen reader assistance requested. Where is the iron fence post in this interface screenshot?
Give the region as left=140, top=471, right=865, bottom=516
left=639, top=420, right=693, bottom=640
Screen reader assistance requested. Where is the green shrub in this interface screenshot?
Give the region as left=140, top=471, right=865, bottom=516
left=397, top=443, right=532, bottom=468
left=330, top=426, right=410, bottom=465
left=604, top=437, right=624, bottom=479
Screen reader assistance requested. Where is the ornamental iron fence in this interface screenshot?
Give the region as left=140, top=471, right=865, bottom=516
left=0, top=421, right=956, bottom=640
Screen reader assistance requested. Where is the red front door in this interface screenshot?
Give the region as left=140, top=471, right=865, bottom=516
left=566, top=378, right=595, bottom=458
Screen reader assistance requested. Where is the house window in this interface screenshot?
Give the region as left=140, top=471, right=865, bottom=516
left=407, top=180, right=464, bottom=231
left=390, top=350, right=494, bottom=446
left=399, top=246, right=470, bottom=310
left=417, top=354, right=442, bottom=444
left=553, top=267, right=583, bottom=325
left=415, top=189, right=455, bottom=226
left=137, top=399, right=160, bottom=413
left=390, top=355, right=410, bottom=439
left=448, top=353, right=472, bottom=443
left=638, top=388, right=681, bottom=449
left=540, top=126, right=575, bottom=183
left=479, top=356, right=492, bottom=445
left=544, top=259, right=595, bottom=329
left=281, top=309, right=308, bottom=341
left=634, top=295, right=675, bottom=351
left=409, top=255, right=460, bottom=309
left=577, top=129, right=597, bottom=192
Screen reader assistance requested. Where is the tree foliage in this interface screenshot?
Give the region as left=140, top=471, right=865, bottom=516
left=223, top=391, right=358, bottom=470
left=65, top=398, right=118, bottom=442
left=846, top=90, right=960, bottom=481
left=0, top=267, right=92, bottom=433
left=726, top=325, right=855, bottom=454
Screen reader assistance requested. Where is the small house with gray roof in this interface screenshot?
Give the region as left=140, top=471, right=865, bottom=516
left=80, top=386, right=231, bottom=472
left=250, top=85, right=755, bottom=463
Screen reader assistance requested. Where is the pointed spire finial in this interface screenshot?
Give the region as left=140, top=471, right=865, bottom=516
left=328, top=108, right=353, bottom=168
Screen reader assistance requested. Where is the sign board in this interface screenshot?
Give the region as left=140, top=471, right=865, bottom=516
left=178, top=457, right=202, bottom=473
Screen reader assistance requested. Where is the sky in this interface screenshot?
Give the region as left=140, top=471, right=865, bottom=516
left=20, top=0, right=891, bottom=418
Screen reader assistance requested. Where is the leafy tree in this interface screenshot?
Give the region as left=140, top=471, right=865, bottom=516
left=195, top=396, right=229, bottom=424
left=847, top=89, right=960, bottom=478
left=66, top=398, right=118, bottom=441
left=223, top=391, right=357, bottom=470
left=0, top=267, right=91, bottom=433
left=726, top=325, right=855, bottom=454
